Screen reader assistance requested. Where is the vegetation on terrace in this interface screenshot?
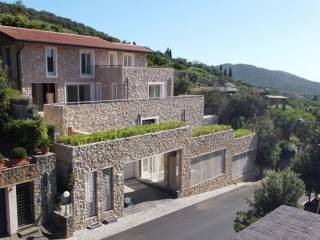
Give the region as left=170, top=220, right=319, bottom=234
left=58, top=120, right=184, bottom=146
left=233, top=129, right=253, bottom=138
left=191, top=124, right=231, bottom=137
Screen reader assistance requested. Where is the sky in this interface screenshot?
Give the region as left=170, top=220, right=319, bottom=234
left=4, top=0, right=320, bottom=82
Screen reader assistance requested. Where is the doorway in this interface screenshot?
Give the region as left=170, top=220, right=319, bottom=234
left=0, top=188, right=7, bottom=236
left=32, top=83, right=56, bottom=106
left=16, top=182, right=34, bottom=227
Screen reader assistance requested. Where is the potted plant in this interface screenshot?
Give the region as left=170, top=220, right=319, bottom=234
left=9, top=147, right=29, bottom=167
left=39, top=136, right=50, bottom=155
left=0, top=153, right=6, bottom=170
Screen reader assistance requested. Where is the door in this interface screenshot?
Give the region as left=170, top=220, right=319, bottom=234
left=0, top=188, right=7, bottom=236
left=16, top=183, right=34, bottom=227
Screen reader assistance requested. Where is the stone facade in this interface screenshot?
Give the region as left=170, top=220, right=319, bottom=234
left=54, top=127, right=190, bottom=231
left=96, top=66, right=174, bottom=100
left=52, top=128, right=257, bottom=233
left=44, top=95, right=204, bottom=135
left=0, top=153, right=57, bottom=233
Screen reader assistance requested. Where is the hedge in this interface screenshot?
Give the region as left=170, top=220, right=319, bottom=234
left=233, top=129, right=253, bottom=138
left=58, top=120, right=184, bottom=146
left=192, top=124, right=232, bottom=137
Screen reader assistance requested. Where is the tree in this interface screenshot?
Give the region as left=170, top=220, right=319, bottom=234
left=12, top=0, right=27, bottom=16
left=228, top=67, right=233, bottom=78
left=292, top=144, right=320, bottom=201
left=254, top=115, right=280, bottom=175
left=223, top=68, right=227, bottom=76
left=164, top=48, right=172, bottom=59
left=234, top=170, right=305, bottom=232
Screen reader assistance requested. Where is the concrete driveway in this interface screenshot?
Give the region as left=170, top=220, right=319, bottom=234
left=104, top=183, right=258, bottom=240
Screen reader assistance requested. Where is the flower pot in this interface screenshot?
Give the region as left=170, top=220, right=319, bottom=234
left=0, top=161, right=6, bottom=170
left=8, top=158, right=29, bottom=168
left=40, top=146, right=49, bottom=155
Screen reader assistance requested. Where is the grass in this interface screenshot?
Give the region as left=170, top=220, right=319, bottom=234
left=58, top=120, right=184, bottom=146
left=233, top=128, right=253, bottom=138
left=192, top=124, right=232, bottom=137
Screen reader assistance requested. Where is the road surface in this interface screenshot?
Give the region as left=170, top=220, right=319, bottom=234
left=104, top=183, right=258, bottom=240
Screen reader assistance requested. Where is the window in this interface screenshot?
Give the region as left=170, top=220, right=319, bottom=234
left=45, top=47, right=57, bottom=77
left=141, top=117, right=159, bottom=125
left=66, top=84, right=91, bottom=103
left=141, top=155, right=164, bottom=183
left=149, top=83, right=163, bottom=98
left=191, top=149, right=225, bottom=185
left=123, top=53, right=134, bottom=66
left=101, top=168, right=113, bottom=211
left=109, top=52, right=117, bottom=65
left=112, top=82, right=117, bottom=100
left=80, top=50, right=94, bottom=76
left=85, top=171, right=97, bottom=218
left=232, top=150, right=256, bottom=179
left=5, top=48, right=11, bottom=66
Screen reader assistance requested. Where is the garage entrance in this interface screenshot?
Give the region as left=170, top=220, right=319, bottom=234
left=0, top=188, right=7, bottom=236
left=123, top=150, right=181, bottom=207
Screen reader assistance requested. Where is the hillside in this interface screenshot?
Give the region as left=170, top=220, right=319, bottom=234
left=223, top=64, right=320, bottom=96
left=0, top=1, right=120, bottom=42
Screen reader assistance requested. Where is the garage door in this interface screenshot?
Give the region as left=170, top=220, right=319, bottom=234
left=124, top=162, right=136, bottom=180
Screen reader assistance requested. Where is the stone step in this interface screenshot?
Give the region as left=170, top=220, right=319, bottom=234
left=17, top=226, right=39, bottom=238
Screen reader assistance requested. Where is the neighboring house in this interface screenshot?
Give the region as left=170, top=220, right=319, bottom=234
left=227, top=205, right=320, bottom=240
left=0, top=26, right=258, bottom=238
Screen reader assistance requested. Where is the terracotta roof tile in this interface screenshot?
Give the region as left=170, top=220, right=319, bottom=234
left=0, top=25, right=152, bottom=53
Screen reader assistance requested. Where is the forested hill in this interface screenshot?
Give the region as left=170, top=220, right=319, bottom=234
left=222, top=64, right=320, bottom=96
left=0, top=1, right=120, bottom=42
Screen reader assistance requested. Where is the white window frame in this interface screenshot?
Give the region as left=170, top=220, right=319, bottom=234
left=148, top=82, right=165, bottom=98
left=45, top=46, right=58, bottom=78
left=123, top=53, right=135, bottom=66
left=108, top=51, right=117, bottom=66
left=140, top=116, right=159, bottom=125
left=111, top=82, right=117, bottom=100
left=80, top=49, right=95, bottom=78
left=64, top=82, right=94, bottom=103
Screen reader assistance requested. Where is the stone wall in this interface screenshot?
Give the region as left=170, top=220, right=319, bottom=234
left=0, top=153, right=56, bottom=226
left=181, top=132, right=259, bottom=197
left=53, top=127, right=190, bottom=231
left=96, top=66, right=174, bottom=100
left=44, top=95, right=204, bottom=135
left=18, top=43, right=148, bottom=102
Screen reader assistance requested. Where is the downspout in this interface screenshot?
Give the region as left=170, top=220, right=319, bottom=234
left=16, top=43, right=24, bottom=91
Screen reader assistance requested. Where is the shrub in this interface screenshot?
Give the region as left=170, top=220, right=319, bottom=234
left=58, top=120, right=184, bottom=146
left=192, top=124, right=232, bottom=137
left=11, top=147, right=27, bottom=159
left=233, top=129, right=253, bottom=138
left=3, top=119, right=49, bottom=152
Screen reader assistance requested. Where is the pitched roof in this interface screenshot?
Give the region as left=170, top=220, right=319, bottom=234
left=227, top=205, right=320, bottom=240
left=0, top=25, right=152, bottom=53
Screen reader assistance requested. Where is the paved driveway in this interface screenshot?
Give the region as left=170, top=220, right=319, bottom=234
left=104, top=183, right=258, bottom=240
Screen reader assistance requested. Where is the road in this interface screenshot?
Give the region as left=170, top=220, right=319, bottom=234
left=104, top=183, right=259, bottom=240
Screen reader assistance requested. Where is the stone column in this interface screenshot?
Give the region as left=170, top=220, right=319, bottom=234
left=5, top=186, right=18, bottom=235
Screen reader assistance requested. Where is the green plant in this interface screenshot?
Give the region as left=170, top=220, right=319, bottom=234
left=67, top=172, right=75, bottom=192
left=11, top=147, right=27, bottom=159
left=234, top=169, right=305, bottom=232
left=0, top=153, right=4, bottom=162
left=58, top=120, right=184, bottom=146
left=191, top=124, right=232, bottom=137
left=233, top=129, right=253, bottom=138
left=39, top=136, right=51, bottom=148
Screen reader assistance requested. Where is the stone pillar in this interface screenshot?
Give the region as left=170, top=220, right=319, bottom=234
left=5, top=186, right=18, bottom=235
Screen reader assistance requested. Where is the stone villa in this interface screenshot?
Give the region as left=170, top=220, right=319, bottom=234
left=0, top=26, right=258, bottom=238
